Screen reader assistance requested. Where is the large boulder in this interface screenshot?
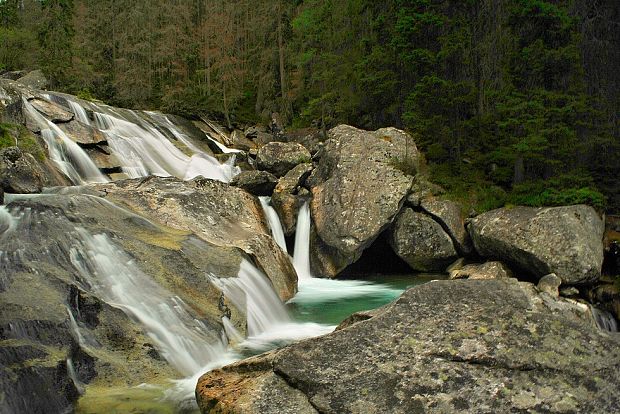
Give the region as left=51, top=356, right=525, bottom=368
left=197, top=278, right=620, bottom=414
left=420, top=198, right=472, bottom=255
left=468, top=205, right=604, bottom=285
left=16, top=70, right=49, bottom=90
left=256, top=141, right=311, bottom=177
left=308, top=125, right=420, bottom=277
left=93, top=176, right=298, bottom=301
left=389, top=207, right=458, bottom=272
left=0, top=193, right=243, bottom=413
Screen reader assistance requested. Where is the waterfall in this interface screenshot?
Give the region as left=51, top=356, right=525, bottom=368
left=80, top=101, right=240, bottom=182
left=591, top=306, right=618, bottom=332
left=258, top=196, right=288, bottom=252
left=209, top=260, right=291, bottom=337
left=293, top=202, right=312, bottom=279
left=23, top=99, right=108, bottom=184
left=288, top=201, right=403, bottom=304
left=67, top=100, right=91, bottom=125
left=69, top=228, right=229, bottom=377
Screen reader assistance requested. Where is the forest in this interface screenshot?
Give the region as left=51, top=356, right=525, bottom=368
left=1, top=0, right=618, bottom=212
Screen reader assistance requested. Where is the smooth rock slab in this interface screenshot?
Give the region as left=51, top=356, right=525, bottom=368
left=468, top=205, right=604, bottom=284
left=197, top=278, right=620, bottom=414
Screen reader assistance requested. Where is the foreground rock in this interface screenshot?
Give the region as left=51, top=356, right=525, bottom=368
left=468, top=205, right=604, bottom=285
left=0, top=193, right=229, bottom=413
left=308, top=125, right=420, bottom=277
left=230, top=170, right=278, bottom=196
left=197, top=278, right=620, bottom=413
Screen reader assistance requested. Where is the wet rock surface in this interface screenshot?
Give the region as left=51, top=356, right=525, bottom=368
left=93, top=176, right=297, bottom=301
left=197, top=278, right=620, bottom=414
left=468, top=205, right=604, bottom=285
left=308, top=125, right=418, bottom=277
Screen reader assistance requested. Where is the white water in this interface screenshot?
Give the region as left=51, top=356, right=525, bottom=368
left=67, top=100, right=91, bottom=124
left=293, top=202, right=312, bottom=279
left=289, top=201, right=402, bottom=304
left=258, top=196, right=288, bottom=253
left=69, top=228, right=231, bottom=377
left=209, top=260, right=331, bottom=343
left=591, top=306, right=619, bottom=332
left=23, top=98, right=108, bottom=184
left=66, top=358, right=85, bottom=395
left=87, top=103, right=239, bottom=182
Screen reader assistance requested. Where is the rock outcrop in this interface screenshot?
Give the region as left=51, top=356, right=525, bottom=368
left=468, top=205, right=604, bottom=285
left=93, top=177, right=297, bottom=301
left=256, top=141, right=311, bottom=177
left=197, top=278, right=620, bottom=414
left=16, top=69, right=49, bottom=90
left=0, top=146, right=46, bottom=194
left=308, top=125, right=420, bottom=277
left=389, top=207, right=458, bottom=272
left=450, top=261, right=513, bottom=280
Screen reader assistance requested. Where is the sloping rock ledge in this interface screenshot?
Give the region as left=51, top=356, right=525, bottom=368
left=197, top=278, right=620, bottom=414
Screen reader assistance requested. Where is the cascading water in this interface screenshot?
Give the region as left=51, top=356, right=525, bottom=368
left=23, top=99, right=108, bottom=184
left=591, top=306, right=619, bottom=332
left=289, top=201, right=403, bottom=305
left=293, top=202, right=312, bottom=279
left=69, top=228, right=230, bottom=377
left=258, top=196, right=288, bottom=253
left=81, top=101, right=240, bottom=182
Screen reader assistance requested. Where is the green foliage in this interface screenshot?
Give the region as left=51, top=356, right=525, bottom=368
left=0, top=123, right=46, bottom=161
left=509, top=175, right=607, bottom=209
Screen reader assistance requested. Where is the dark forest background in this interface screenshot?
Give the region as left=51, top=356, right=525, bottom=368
left=1, top=0, right=618, bottom=212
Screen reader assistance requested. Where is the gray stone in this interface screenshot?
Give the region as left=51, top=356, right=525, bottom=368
left=468, top=205, right=604, bottom=285
left=538, top=273, right=562, bottom=296
left=308, top=125, right=419, bottom=277
left=256, top=141, right=311, bottom=177
left=389, top=208, right=458, bottom=272
left=16, top=70, right=49, bottom=90
left=197, top=278, right=620, bottom=414
left=57, top=119, right=107, bottom=145
left=230, top=170, right=278, bottom=196
left=29, top=98, right=73, bottom=123
left=450, top=261, right=513, bottom=280
left=420, top=198, right=472, bottom=255
left=271, top=163, right=314, bottom=236
left=0, top=146, right=45, bottom=193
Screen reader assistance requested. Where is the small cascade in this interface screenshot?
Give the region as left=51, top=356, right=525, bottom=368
left=288, top=201, right=403, bottom=304
left=73, top=100, right=241, bottom=182
left=67, top=100, right=91, bottom=124
left=210, top=260, right=291, bottom=337
left=23, top=99, right=108, bottom=184
left=69, top=228, right=229, bottom=377
left=66, top=307, right=99, bottom=349
left=293, top=202, right=312, bottom=279
left=66, top=358, right=85, bottom=395
left=591, top=306, right=618, bottom=332
left=258, top=196, right=288, bottom=252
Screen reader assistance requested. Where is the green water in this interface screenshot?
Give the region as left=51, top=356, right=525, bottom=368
left=289, top=273, right=442, bottom=326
